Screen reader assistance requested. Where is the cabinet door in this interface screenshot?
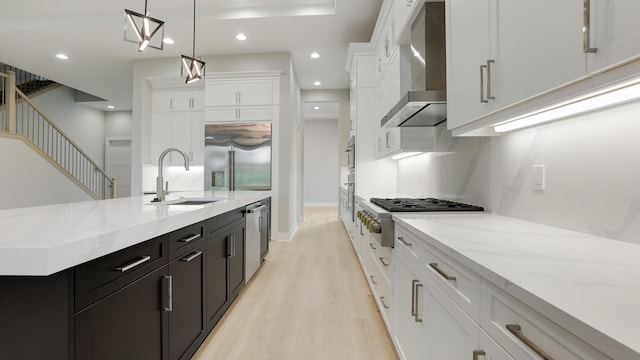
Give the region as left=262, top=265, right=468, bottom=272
left=445, top=0, right=493, bottom=129
left=392, top=251, right=425, bottom=360
left=152, top=113, right=175, bottom=165
left=205, top=107, right=239, bottom=122
left=206, top=230, right=229, bottom=328
left=153, top=90, right=175, bottom=112
left=75, top=265, right=169, bottom=360
left=171, top=90, right=194, bottom=112
left=190, top=112, right=204, bottom=165
left=190, top=90, right=205, bottom=110
left=206, top=81, right=239, bottom=107
left=493, top=0, right=586, bottom=111
left=238, top=80, right=273, bottom=105
left=422, top=276, right=480, bottom=359
left=238, top=106, right=273, bottom=121
left=169, top=247, right=205, bottom=360
left=590, top=0, right=640, bottom=72
left=228, top=222, right=245, bottom=297
left=172, top=112, right=193, bottom=166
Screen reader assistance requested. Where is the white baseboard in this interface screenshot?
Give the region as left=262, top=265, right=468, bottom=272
left=275, top=222, right=298, bottom=241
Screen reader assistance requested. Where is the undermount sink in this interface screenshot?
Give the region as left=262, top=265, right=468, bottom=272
left=150, top=198, right=218, bottom=205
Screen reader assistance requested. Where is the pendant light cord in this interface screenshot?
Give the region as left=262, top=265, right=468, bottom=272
left=144, top=0, right=148, bottom=14
left=192, top=0, right=196, bottom=59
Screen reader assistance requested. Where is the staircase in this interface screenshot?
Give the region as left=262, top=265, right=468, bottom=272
left=0, top=68, right=115, bottom=200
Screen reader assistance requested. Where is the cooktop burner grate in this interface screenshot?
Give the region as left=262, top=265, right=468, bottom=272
left=370, top=198, right=484, bottom=212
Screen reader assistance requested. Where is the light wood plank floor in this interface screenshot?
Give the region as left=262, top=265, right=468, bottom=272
left=192, top=206, right=399, bottom=360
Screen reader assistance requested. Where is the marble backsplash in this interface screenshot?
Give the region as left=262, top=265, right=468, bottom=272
left=397, top=99, right=640, bottom=245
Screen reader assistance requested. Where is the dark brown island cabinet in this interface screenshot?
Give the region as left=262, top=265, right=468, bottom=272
left=0, top=200, right=268, bottom=360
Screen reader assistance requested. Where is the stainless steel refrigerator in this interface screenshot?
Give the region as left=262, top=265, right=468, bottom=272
left=204, top=122, right=272, bottom=191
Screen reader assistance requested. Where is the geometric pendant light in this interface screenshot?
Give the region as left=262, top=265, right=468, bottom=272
left=124, top=0, right=165, bottom=52
left=181, top=0, right=205, bottom=84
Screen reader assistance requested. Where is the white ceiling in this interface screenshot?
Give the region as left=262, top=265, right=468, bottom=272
left=0, top=0, right=382, bottom=110
left=304, top=102, right=340, bottom=120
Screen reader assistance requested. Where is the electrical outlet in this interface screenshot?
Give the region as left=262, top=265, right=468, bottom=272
left=533, top=165, right=545, bottom=191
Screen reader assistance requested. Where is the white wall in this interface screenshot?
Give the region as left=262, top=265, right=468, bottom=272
left=0, top=135, right=93, bottom=209
left=304, top=118, right=339, bottom=205
left=397, top=99, right=640, bottom=245
left=105, top=111, right=132, bottom=138
left=30, top=86, right=106, bottom=168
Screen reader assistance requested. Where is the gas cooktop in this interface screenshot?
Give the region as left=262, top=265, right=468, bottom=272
left=370, top=198, right=484, bottom=212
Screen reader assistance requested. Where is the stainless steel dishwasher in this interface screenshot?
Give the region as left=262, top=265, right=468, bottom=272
left=245, top=202, right=266, bottom=283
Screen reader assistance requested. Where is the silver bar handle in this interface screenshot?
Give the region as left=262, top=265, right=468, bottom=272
left=583, top=0, right=597, bottom=53
left=181, top=250, right=203, bottom=262
left=414, top=282, right=423, bottom=322
left=480, top=64, right=488, bottom=103
left=162, top=275, right=173, bottom=311
left=379, top=257, right=389, bottom=267
left=227, top=235, right=233, bottom=257
left=380, top=296, right=390, bottom=309
left=506, top=324, right=554, bottom=360
left=397, top=236, right=412, bottom=247
left=180, top=233, right=201, bottom=243
left=411, top=279, right=418, bottom=317
left=473, top=350, right=486, bottom=360
left=246, top=204, right=267, bottom=213
left=369, top=243, right=377, bottom=250
left=385, top=132, right=391, bottom=148
left=487, top=60, right=495, bottom=100
left=232, top=235, right=236, bottom=258
left=259, top=216, right=263, bottom=231
left=429, top=262, right=457, bottom=281
left=170, top=99, right=173, bottom=110
left=115, top=255, right=151, bottom=272
left=370, top=275, right=378, bottom=285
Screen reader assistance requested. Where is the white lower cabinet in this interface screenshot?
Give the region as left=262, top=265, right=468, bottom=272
left=394, top=241, right=480, bottom=360
left=478, top=329, right=514, bottom=360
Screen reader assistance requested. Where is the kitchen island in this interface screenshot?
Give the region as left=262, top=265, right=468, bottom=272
left=0, top=190, right=271, bottom=360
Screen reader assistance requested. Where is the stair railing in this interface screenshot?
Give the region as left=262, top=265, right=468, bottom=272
left=2, top=71, right=115, bottom=199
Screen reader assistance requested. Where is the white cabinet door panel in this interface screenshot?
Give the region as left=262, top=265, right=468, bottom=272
left=238, top=80, right=273, bottom=105
left=590, top=0, right=640, bottom=72
left=206, top=82, right=239, bottom=107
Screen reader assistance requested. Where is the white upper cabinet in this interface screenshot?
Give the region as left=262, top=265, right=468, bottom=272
left=445, top=0, right=494, bottom=129
left=447, top=0, right=586, bottom=130
left=447, top=0, right=640, bottom=134
left=152, top=89, right=204, bottom=112
left=589, top=0, right=640, bottom=72
left=151, top=112, right=203, bottom=166
left=205, top=79, right=277, bottom=107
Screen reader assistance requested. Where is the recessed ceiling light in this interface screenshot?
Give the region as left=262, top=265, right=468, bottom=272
left=56, top=53, right=69, bottom=60
left=313, top=81, right=321, bottom=86
left=314, top=106, right=320, bottom=110
left=236, top=33, right=247, bottom=41
left=163, top=38, right=174, bottom=44
left=107, top=105, right=115, bottom=109
left=310, top=52, right=320, bottom=59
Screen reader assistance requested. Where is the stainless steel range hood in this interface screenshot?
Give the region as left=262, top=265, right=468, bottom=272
left=382, top=2, right=446, bottom=128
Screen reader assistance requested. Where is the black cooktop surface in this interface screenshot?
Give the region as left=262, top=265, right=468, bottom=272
left=370, top=198, right=484, bottom=212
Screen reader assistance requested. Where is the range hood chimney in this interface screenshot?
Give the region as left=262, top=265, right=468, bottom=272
left=381, top=2, right=446, bottom=127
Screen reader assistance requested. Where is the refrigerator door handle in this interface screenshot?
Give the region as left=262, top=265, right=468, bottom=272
left=228, top=149, right=235, bottom=191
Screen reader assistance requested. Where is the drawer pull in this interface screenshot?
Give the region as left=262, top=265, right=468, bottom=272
left=369, top=275, right=378, bottom=285
left=115, top=255, right=151, bottom=272
left=180, top=251, right=203, bottom=262
left=414, top=283, right=423, bottom=322
left=369, top=243, right=377, bottom=250
left=379, top=257, right=389, bottom=267
left=380, top=296, right=390, bottom=309
left=506, top=324, right=554, bottom=360
left=429, top=262, right=456, bottom=281
left=473, top=350, right=485, bottom=360
left=411, top=279, right=419, bottom=317
left=397, top=236, right=412, bottom=247
left=180, top=233, right=201, bottom=243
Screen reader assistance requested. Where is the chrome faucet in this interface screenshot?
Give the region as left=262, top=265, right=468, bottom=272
left=152, top=148, right=190, bottom=202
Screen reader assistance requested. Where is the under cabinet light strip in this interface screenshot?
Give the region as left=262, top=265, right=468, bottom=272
left=494, top=78, right=640, bottom=132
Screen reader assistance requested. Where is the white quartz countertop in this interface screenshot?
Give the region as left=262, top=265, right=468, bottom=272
left=0, top=191, right=270, bottom=276
left=393, top=213, right=640, bottom=359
